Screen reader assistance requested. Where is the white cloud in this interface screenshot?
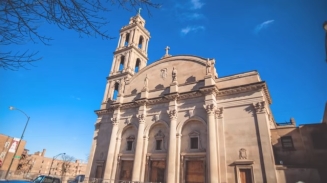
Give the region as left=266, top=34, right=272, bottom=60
left=181, top=25, right=205, bottom=35
left=190, top=0, right=205, bottom=9
left=179, top=13, right=205, bottom=22
left=254, top=20, right=275, bottom=34
left=71, top=95, right=81, bottom=100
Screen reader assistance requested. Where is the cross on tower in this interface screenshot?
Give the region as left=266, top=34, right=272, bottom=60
left=138, top=8, right=142, bottom=15
left=165, top=46, right=170, bottom=56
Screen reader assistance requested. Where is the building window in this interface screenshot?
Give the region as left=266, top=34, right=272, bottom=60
left=119, top=56, right=125, bottom=71
left=311, top=133, right=327, bottom=149
left=190, top=137, right=199, bottom=149
left=112, top=82, right=119, bottom=100
left=156, top=140, right=162, bottom=150
left=155, top=130, right=165, bottom=151
left=126, top=135, right=135, bottom=151
left=138, top=36, right=144, bottom=49
left=124, top=33, right=130, bottom=46
left=281, top=136, right=294, bottom=150
left=135, top=59, right=140, bottom=73
left=189, top=131, right=200, bottom=150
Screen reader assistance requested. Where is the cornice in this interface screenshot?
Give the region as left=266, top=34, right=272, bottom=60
left=95, top=108, right=114, bottom=115
left=216, top=71, right=258, bottom=82
left=217, top=82, right=272, bottom=104
left=120, top=23, right=151, bottom=37
left=114, top=45, right=148, bottom=60
left=95, top=81, right=272, bottom=112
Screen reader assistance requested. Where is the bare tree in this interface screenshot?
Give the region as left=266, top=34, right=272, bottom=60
left=17, top=149, right=35, bottom=176
left=60, top=154, right=75, bottom=179
left=0, top=0, right=160, bottom=70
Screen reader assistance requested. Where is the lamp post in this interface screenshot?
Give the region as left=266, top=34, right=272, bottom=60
left=323, top=21, right=327, bottom=62
left=48, top=153, right=65, bottom=176
left=5, top=106, right=30, bottom=179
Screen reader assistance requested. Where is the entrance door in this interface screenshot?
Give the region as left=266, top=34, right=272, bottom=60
left=95, top=166, right=103, bottom=178
left=150, top=161, right=166, bottom=183
left=185, top=160, right=205, bottom=183
left=239, top=169, right=253, bottom=183
left=119, top=160, right=134, bottom=181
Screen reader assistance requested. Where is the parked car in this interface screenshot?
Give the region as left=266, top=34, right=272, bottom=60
left=0, top=175, right=61, bottom=183
left=67, top=175, right=84, bottom=183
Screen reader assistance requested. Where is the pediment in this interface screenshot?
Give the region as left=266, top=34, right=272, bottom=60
left=124, top=55, right=214, bottom=95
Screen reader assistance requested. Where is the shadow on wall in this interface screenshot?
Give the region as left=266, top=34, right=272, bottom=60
left=271, top=123, right=327, bottom=183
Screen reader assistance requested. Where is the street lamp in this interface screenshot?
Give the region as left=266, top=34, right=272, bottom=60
left=5, top=106, right=30, bottom=179
left=48, top=153, right=65, bottom=176
left=323, top=21, right=327, bottom=62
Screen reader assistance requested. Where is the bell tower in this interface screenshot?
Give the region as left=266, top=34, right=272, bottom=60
left=101, top=11, right=150, bottom=106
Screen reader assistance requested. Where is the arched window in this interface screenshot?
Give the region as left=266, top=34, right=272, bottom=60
left=138, top=36, right=144, bottom=49
left=119, top=56, right=125, bottom=71
left=113, top=82, right=119, bottom=100
left=124, top=33, right=130, bottom=46
left=135, top=58, right=140, bottom=73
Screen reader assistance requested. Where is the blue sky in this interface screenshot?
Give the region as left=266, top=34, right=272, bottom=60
left=1, top=0, right=327, bottom=161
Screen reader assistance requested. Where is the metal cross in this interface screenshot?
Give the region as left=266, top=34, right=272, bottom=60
left=165, top=46, right=170, bottom=55
left=138, top=8, right=142, bottom=15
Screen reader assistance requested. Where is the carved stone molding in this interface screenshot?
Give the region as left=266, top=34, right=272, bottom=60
left=165, top=93, right=179, bottom=101
left=215, top=107, right=224, bottom=119
left=204, top=104, right=216, bottom=114
left=111, top=117, right=118, bottom=125
left=135, top=99, right=148, bottom=106
left=137, top=114, right=145, bottom=123
left=253, top=101, right=266, bottom=113
left=121, top=102, right=139, bottom=109
left=95, top=109, right=114, bottom=115
left=199, top=86, right=218, bottom=96
left=178, top=91, right=202, bottom=100
left=167, top=109, right=177, bottom=120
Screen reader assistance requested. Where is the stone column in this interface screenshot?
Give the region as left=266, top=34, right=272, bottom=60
left=216, top=108, right=227, bottom=183
left=102, top=81, right=111, bottom=103
left=103, top=117, right=119, bottom=181
left=120, top=34, right=125, bottom=47
left=140, top=136, right=149, bottom=182
left=204, top=104, right=219, bottom=183
left=132, top=114, right=146, bottom=181
left=117, top=35, right=122, bottom=48
left=167, top=109, right=177, bottom=183
left=253, top=101, right=278, bottom=183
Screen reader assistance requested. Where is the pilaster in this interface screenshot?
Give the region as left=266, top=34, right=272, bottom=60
left=167, top=108, right=177, bottom=183
left=103, top=116, right=119, bottom=180
left=253, top=101, right=278, bottom=183
left=215, top=107, right=227, bottom=183
left=204, top=104, right=219, bottom=183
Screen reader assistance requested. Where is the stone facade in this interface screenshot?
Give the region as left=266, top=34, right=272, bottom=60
left=85, top=13, right=281, bottom=183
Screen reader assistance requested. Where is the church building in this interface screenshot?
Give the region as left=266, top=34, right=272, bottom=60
left=85, top=12, right=282, bottom=183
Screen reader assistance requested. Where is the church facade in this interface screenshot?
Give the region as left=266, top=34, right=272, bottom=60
left=85, top=13, right=280, bottom=183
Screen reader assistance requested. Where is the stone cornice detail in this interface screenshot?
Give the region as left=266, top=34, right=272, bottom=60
left=114, top=45, right=148, bottom=60
left=253, top=101, right=266, bottom=113
left=178, top=91, right=202, bottom=100
left=120, top=23, right=150, bottom=37
left=199, top=86, right=219, bottom=96
left=164, top=93, right=179, bottom=101
left=167, top=109, right=177, bottom=120
left=135, top=99, right=148, bottom=106
left=95, top=109, right=114, bottom=115
left=217, top=82, right=272, bottom=104
left=215, top=107, right=224, bottom=119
